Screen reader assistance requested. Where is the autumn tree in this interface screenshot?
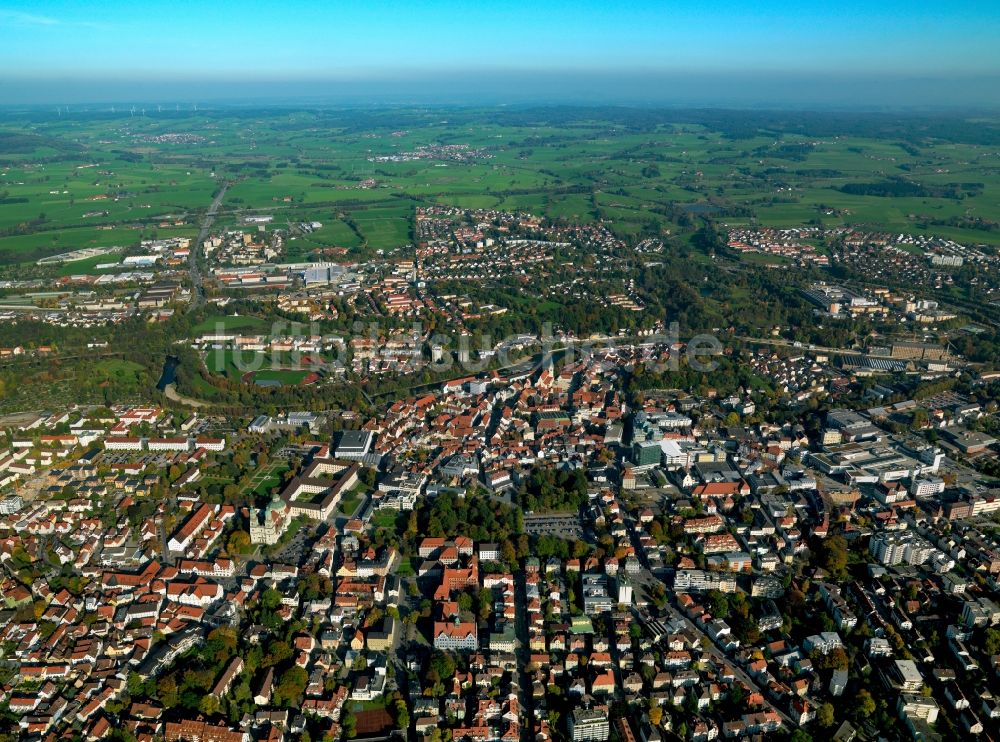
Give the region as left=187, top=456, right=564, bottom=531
left=648, top=705, right=663, bottom=726
left=820, top=535, right=849, bottom=578
left=227, top=530, right=252, bottom=555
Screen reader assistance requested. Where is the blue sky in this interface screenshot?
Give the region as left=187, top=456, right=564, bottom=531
left=1, top=0, right=998, bottom=104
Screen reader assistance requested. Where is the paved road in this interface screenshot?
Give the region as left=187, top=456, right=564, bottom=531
left=513, top=571, right=535, bottom=742
left=156, top=519, right=174, bottom=566
left=622, top=512, right=796, bottom=728
left=667, top=593, right=794, bottom=726
left=189, top=182, right=229, bottom=310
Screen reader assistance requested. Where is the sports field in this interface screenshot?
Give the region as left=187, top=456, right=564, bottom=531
left=194, top=314, right=270, bottom=335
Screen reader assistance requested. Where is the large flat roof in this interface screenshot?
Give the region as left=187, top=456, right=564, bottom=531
left=337, top=430, right=373, bottom=449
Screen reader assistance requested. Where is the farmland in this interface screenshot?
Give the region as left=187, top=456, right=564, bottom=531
left=0, top=107, right=997, bottom=277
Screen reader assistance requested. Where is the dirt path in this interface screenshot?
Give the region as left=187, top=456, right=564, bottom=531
left=162, top=383, right=209, bottom=408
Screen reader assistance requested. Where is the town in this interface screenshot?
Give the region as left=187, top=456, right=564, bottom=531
left=2, top=97, right=1000, bottom=742
left=4, top=316, right=1000, bottom=742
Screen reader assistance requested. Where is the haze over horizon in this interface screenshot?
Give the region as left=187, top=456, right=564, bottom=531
left=1, top=0, right=999, bottom=108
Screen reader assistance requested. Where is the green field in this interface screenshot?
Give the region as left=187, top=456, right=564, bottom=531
left=54, top=254, right=124, bottom=277
left=193, top=314, right=269, bottom=334
left=0, top=150, right=216, bottom=265
left=335, top=483, right=369, bottom=517
left=3, top=107, right=999, bottom=268
left=204, top=348, right=324, bottom=382
left=239, top=460, right=291, bottom=498
left=93, top=359, right=147, bottom=384
left=205, top=349, right=256, bottom=377
left=252, top=470, right=288, bottom=496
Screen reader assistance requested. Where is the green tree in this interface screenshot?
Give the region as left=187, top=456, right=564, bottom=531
left=707, top=590, right=730, bottom=619
left=198, top=694, right=221, bottom=716
left=394, top=699, right=410, bottom=730
left=274, top=666, right=308, bottom=706
left=342, top=713, right=357, bottom=739
left=261, top=588, right=282, bottom=611
left=853, top=689, right=876, bottom=719
left=648, top=705, right=663, bottom=726
left=985, top=628, right=1000, bottom=656
left=428, top=650, right=456, bottom=680
left=157, top=675, right=179, bottom=708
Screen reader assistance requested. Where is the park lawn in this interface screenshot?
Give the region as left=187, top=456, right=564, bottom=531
left=252, top=474, right=284, bottom=497
left=249, top=462, right=291, bottom=496
left=183, top=371, right=222, bottom=398
left=396, top=557, right=416, bottom=577
left=371, top=510, right=401, bottom=530
left=91, top=359, right=147, bottom=390
left=336, top=483, right=369, bottom=516
left=336, top=492, right=362, bottom=516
